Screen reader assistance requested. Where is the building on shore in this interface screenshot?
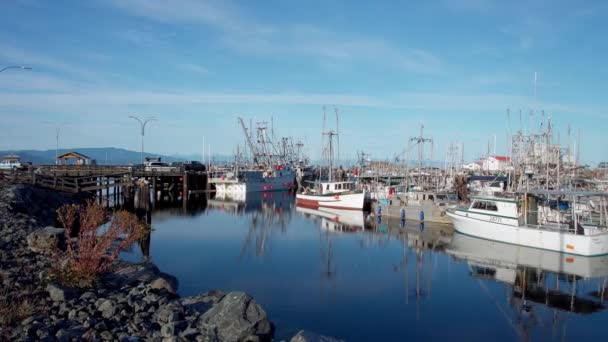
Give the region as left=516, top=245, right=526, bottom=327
left=56, top=151, right=96, bottom=166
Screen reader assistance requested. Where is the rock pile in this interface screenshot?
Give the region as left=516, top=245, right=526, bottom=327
left=0, top=184, right=341, bottom=341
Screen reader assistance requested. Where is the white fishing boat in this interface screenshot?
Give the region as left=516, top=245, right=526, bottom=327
left=295, top=106, right=366, bottom=211
left=447, top=191, right=608, bottom=256
left=447, top=232, right=608, bottom=279
left=297, top=181, right=365, bottom=210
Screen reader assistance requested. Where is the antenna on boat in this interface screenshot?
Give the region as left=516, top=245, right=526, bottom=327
left=334, top=106, right=340, bottom=166
left=321, top=105, right=327, bottom=178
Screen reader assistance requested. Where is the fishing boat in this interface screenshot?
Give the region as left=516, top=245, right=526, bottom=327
left=213, top=118, right=296, bottom=194
left=446, top=190, right=608, bottom=256
left=213, top=167, right=295, bottom=193
left=297, top=181, right=366, bottom=210
left=295, top=107, right=366, bottom=211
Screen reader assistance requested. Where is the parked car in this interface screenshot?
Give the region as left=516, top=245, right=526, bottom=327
left=145, top=162, right=175, bottom=172
left=0, top=159, right=24, bottom=170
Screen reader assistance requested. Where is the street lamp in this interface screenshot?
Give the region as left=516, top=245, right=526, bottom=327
left=128, top=115, right=157, bottom=165
left=0, top=65, right=32, bottom=73
left=43, top=122, right=61, bottom=165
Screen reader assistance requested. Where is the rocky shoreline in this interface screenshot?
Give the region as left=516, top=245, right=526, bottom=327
left=0, top=184, right=341, bottom=342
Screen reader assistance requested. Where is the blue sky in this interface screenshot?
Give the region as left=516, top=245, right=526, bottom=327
left=0, top=0, right=606, bottom=164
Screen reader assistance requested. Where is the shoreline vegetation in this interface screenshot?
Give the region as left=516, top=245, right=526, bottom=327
left=0, top=184, right=341, bottom=341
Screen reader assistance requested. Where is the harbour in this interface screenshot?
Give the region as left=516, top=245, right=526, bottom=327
left=3, top=1, right=608, bottom=340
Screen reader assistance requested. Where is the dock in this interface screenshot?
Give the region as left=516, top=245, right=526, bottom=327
left=0, top=165, right=209, bottom=208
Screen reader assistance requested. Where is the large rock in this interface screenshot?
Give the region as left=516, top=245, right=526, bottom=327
left=27, top=227, right=66, bottom=253
left=150, top=277, right=178, bottom=294
left=47, top=283, right=77, bottom=302
left=181, top=290, right=225, bottom=314
left=197, top=292, right=274, bottom=342
left=106, top=261, right=179, bottom=291
left=289, top=330, right=345, bottom=342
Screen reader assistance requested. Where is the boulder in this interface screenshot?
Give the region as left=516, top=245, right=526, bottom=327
left=27, top=227, right=66, bottom=253
left=97, top=299, right=117, bottom=319
left=150, top=276, right=178, bottom=294
left=47, top=283, right=77, bottom=302
left=198, top=292, right=274, bottom=342
left=180, top=290, right=225, bottom=314
left=106, top=261, right=178, bottom=291
left=289, top=330, right=345, bottom=342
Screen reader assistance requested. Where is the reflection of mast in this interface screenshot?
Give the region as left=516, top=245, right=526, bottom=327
left=320, top=232, right=334, bottom=280
left=238, top=195, right=292, bottom=258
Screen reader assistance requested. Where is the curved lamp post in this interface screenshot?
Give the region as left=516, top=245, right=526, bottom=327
left=129, top=115, right=157, bottom=165
left=0, top=65, right=32, bottom=73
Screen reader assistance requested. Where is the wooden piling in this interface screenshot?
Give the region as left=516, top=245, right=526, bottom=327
left=183, top=171, right=189, bottom=207
left=152, top=176, right=157, bottom=208
left=105, top=178, right=110, bottom=207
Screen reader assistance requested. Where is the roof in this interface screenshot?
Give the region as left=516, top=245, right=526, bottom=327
left=57, top=151, right=91, bottom=160
left=491, top=156, right=511, bottom=161
left=2, top=154, right=20, bottom=160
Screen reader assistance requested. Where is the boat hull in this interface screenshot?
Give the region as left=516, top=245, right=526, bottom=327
left=447, top=210, right=608, bottom=256
left=296, top=191, right=365, bottom=211
left=215, top=173, right=295, bottom=194
left=446, top=232, right=608, bottom=279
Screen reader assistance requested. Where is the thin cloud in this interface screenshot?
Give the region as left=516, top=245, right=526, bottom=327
left=0, top=87, right=605, bottom=118
left=105, top=1, right=440, bottom=73
left=176, top=63, right=209, bottom=75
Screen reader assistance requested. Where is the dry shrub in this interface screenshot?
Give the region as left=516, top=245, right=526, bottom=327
left=0, top=289, right=37, bottom=326
left=54, top=200, right=146, bottom=287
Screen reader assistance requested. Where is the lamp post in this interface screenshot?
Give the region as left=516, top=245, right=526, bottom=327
left=129, top=116, right=156, bottom=165
left=43, top=122, right=61, bottom=165
left=0, top=65, right=32, bottom=73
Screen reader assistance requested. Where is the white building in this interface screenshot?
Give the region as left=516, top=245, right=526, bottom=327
left=481, top=156, right=511, bottom=172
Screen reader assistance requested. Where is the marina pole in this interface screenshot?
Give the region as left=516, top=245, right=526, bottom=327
left=128, top=115, right=157, bottom=165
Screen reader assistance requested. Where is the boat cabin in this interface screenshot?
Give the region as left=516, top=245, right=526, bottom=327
left=468, top=197, right=519, bottom=219
left=319, top=181, right=356, bottom=195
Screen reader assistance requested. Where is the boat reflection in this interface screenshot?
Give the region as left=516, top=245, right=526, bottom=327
left=297, top=206, right=454, bottom=316
left=447, top=232, right=608, bottom=339
left=296, top=206, right=366, bottom=232
left=209, top=191, right=295, bottom=258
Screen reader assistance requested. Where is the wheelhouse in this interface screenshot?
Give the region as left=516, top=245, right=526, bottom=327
left=320, top=181, right=357, bottom=195
left=468, top=197, right=519, bottom=219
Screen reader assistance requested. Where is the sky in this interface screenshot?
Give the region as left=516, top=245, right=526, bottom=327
left=0, top=0, right=607, bottom=165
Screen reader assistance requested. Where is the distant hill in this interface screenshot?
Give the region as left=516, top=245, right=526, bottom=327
left=0, top=148, right=202, bottom=165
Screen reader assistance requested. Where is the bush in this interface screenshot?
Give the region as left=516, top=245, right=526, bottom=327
left=0, top=288, right=37, bottom=326
left=54, top=200, right=145, bottom=287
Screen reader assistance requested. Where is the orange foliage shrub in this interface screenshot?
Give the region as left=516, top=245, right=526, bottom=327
left=55, top=200, right=145, bottom=287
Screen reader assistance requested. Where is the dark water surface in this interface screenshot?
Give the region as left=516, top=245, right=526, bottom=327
left=123, top=192, right=608, bottom=341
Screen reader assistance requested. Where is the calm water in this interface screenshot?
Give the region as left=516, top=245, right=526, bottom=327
left=123, top=192, right=608, bottom=341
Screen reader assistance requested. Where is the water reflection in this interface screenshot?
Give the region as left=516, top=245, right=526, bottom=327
left=210, top=192, right=294, bottom=258
left=122, top=192, right=608, bottom=341
left=446, top=233, right=608, bottom=340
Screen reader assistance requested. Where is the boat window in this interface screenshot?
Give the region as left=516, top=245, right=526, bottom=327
left=428, top=195, right=434, bottom=201
left=337, top=184, right=342, bottom=190
left=472, top=201, right=485, bottom=210
left=472, top=200, right=498, bottom=211
left=326, top=184, right=330, bottom=191
left=485, top=202, right=498, bottom=211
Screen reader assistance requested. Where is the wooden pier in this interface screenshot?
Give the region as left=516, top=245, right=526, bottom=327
left=0, top=165, right=209, bottom=208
